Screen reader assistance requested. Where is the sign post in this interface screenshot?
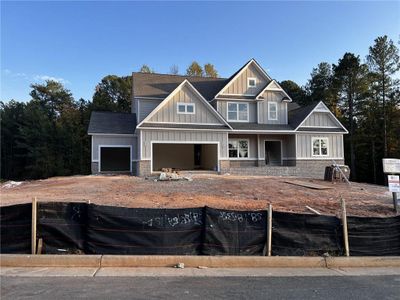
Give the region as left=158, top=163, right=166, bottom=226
left=383, top=159, right=400, bottom=213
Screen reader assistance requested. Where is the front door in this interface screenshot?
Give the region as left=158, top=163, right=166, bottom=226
left=265, top=141, right=282, bottom=166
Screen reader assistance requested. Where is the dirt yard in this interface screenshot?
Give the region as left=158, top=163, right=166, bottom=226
left=0, top=174, right=396, bottom=217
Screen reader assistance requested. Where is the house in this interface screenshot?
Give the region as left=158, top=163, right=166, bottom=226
left=88, top=59, right=348, bottom=178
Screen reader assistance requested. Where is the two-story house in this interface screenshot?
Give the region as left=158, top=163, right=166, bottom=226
left=88, top=59, right=347, bottom=178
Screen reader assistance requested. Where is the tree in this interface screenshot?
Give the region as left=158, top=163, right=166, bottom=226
left=279, top=80, right=307, bottom=105
left=169, top=65, right=179, bottom=75
left=139, top=64, right=154, bottom=73
left=366, top=35, right=400, bottom=157
left=305, top=62, right=339, bottom=112
left=333, top=53, right=370, bottom=180
left=204, top=63, right=218, bottom=78
left=92, top=75, right=132, bottom=112
left=186, top=61, right=204, bottom=77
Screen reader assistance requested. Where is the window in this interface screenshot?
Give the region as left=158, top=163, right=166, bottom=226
left=268, top=102, right=278, bottom=120
left=177, top=102, right=195, bottom=114
left=312, top=137, right=329, bottom=156
left=248, top=77, right=256, bottom=88
left=227, top=102, right=248, bottom=122
left=229, top=139, right=249, bottom=158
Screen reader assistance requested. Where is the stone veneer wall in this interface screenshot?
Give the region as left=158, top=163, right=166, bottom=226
left=91, top=162, right=99, bottom=174
left=225, top=159, right=345, bottom=179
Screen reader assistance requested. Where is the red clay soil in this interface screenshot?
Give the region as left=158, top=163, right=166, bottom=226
left=0, top=174, right=396, bottom=217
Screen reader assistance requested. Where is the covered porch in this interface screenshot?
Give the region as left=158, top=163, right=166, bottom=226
left=227, top=134, right=296, bottom=168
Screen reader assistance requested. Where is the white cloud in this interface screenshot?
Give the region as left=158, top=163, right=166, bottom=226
left=34, top=75, right=70, bottom=84
left=2, top=69, right=27, bottom=79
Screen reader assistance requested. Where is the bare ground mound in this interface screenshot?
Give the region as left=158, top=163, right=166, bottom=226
left=0, top=174, right=395, bottom=217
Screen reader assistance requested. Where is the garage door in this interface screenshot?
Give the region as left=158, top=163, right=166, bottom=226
left=100, top=147, right=131, bottom=172
left=152, top=143, right=218, bottom=172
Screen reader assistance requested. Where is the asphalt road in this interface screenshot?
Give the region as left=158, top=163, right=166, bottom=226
left=2, top=275, right=400, bottom=300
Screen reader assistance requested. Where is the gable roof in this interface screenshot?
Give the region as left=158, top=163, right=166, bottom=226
left=88, top=111, right=137, bottom=135
left=137, top=79, right=232, bottom=129
left=289, top=101, right=348, bottom=133
left=256, top=80, right=293, bottom=101
left=133, top=72, right=226, bottom=101
left=214, top=58, right=272, bottom=99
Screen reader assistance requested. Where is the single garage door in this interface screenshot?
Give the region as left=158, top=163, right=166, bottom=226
left=100, top=147, right=131, bottom=172
left=152, top=143, right=218, bottom=172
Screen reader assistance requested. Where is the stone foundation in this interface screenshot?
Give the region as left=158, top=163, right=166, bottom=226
left=229, top=160, right=258, bottom=168
left=137, top=160, right=151, bottom=177
left=91, top=162, right=99, bottom=174
left=220, top=160, right=230, bottom=174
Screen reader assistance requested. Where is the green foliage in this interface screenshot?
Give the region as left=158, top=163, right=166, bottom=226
left=139, top=64, right=154, bottom=73
left=1, top=81, right=91, bottom=180
left=279, top=80, right=307, bottom=105
left=186, top=61, right=204, bottom=77
left=204, top=63, right=218, bottom=78
left=92, top=75, right=132, bottom=112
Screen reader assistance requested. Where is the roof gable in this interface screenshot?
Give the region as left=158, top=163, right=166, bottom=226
left=215, top=59, right=272, bottom=98
left=256, top=80, right=292, bottom=102
left=137, top=80, right=232, bottom=128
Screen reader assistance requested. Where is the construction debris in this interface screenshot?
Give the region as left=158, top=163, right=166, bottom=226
left=175, top=262, right=185, bottom=269
left=305, top=205, right=321, bottom=215
left=157, top=170, right=193, bottom=182
left=284, top=180, right=333, bottom=190
left=1, top=181, right=23, bottom=189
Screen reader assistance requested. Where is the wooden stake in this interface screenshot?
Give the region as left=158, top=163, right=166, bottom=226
left=267, top=204, right=273, bottom=256
left=36, top=238, right=43, bottom=255
left=340, top=197, right=350, bottom=257
left=31, top=197, right=37, bottom=255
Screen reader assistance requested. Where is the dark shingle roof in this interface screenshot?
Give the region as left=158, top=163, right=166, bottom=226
left=88, top=111, right=136, bottom=134
left=229, top=123, right=294, bottom=131
left=133, top=73, right=227, bottom=101
left=297, top=127, right=346, bottom=132
left=140, top=123, right=230, bottom=130
left=288, top=102, right=319, bottom=129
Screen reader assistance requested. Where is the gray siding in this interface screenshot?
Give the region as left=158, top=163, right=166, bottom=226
left=140, top=129, right=228, bottom=159
left=217, top=100, right=257, bottom=122
left=221, top=63, right=267, bottom=96
left=296, top=133, right=344, bottom=159
left=147, top=84, right=223, bottom=124
left=258, top=134, right=296, bottom=159
left=258, top=93, right=288, bottom=124
left=138, top=98, right=162, bottom=122
left=91, top=135, right=137, bottom=161
left=301, top=112, right=340, bottom=127
left=228, top=134, right=258, bottom=159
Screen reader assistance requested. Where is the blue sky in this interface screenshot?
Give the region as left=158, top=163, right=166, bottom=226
left=1, top=1, right=399, bottom=102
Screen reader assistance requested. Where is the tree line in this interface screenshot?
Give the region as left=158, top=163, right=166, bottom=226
left=1, top=35, right=399, bottom=184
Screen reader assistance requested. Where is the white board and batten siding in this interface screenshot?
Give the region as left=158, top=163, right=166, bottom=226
left=258, top=92, right=288, bottom=124
left=296, top=134, right=344, bottom=159
left=147, top=85, right=222, bottom=124
left=301, top=112, right=340, bottom=127
left=221, top=63, right=267, bottom=96
left=141, top=130, right=228, bottom=160
left=92, top=135, right=138, bottom=161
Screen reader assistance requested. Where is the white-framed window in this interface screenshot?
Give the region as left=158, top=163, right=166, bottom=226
left=312, top=137, right=329, bottom=156
left=248, top=77, right=257, bottom=88
left=177, top=102, right=195, bottom=114
left=227, top=102, right=248, bottom=122
left=228, top=139, right=249, bottom=158
left=268, top=102, right=278, bottom=120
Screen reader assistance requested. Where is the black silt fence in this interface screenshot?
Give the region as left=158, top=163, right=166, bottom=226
left=37, top=202, right=88, bottom=254
left=86, top=205, right=204, bottom=255
left=272, top=212, right=343, bottom=256
left=203, top=207, right=267, bottom=255
left=0, top=203, right=32, bottom=254
left=347, top=215, right=400, bottom=256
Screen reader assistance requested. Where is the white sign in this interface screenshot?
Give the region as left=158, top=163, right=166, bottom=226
left=382, top=158, right=400, bottom=174
left=388, top=175, right=400, bottom=193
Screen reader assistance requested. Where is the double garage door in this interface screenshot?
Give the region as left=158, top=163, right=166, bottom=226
left=100, top=147, right=131, bottom=172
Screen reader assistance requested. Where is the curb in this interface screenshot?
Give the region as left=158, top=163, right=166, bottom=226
left=1, top=255, right=399, bottom=268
